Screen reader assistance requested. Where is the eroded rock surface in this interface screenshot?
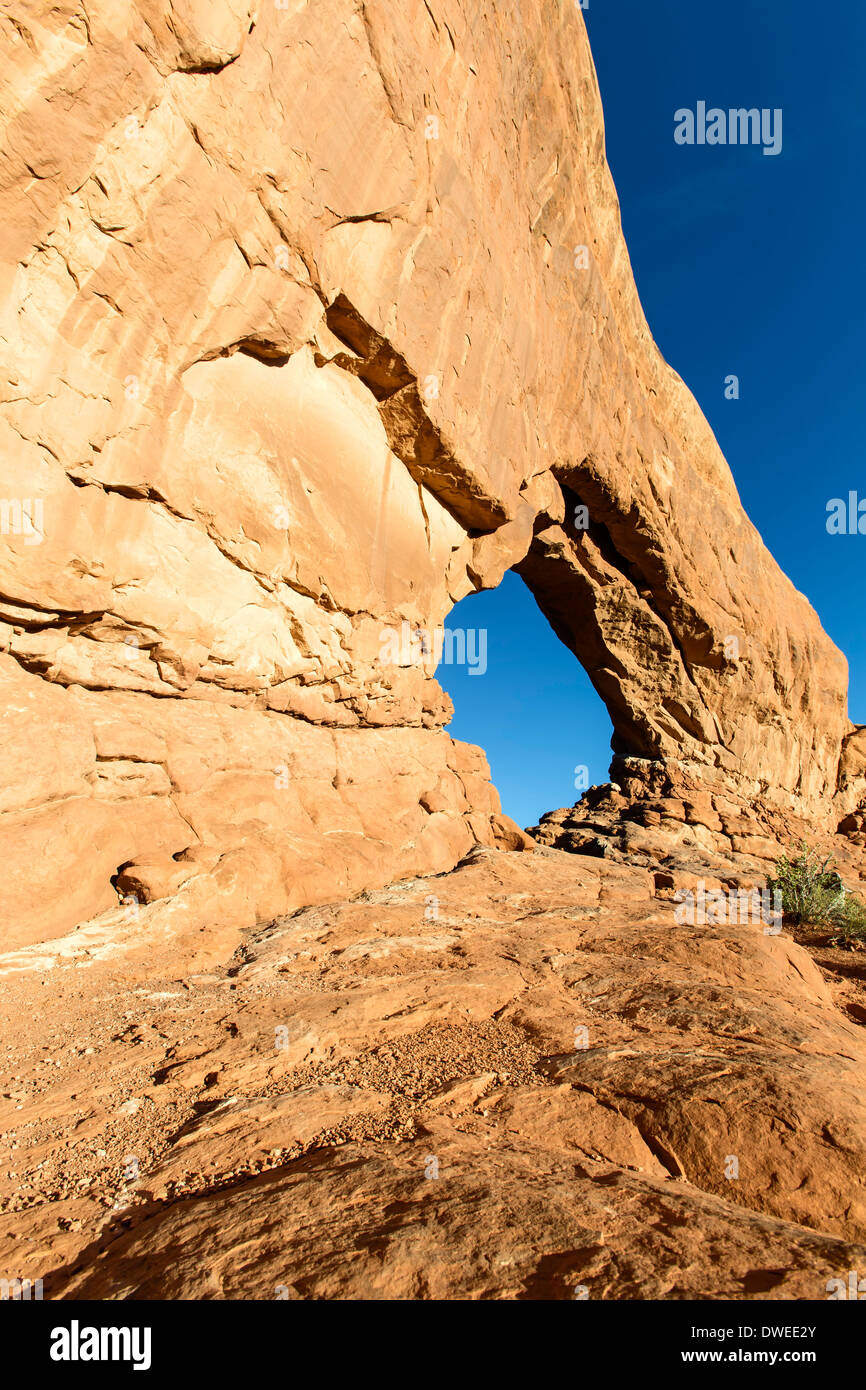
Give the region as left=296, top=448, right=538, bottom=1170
left=1, top=848, right=864, bottom=1300
left=2, top=0, right=865, bottom=1303
left=1, top=0, right=862, bottom=948
left=530, top=759, right=866, bottom=896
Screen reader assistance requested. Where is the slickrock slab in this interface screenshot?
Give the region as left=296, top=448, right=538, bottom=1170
left=47, top=1143, right=866, bottom=1302
left=1, top=849, right=864, bottom=1299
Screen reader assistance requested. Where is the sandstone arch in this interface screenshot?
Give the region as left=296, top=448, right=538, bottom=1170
left=0, top=0, right=857, bottom=957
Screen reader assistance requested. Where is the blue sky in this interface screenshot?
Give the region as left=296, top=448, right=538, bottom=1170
left=439, top=0, right=866, bottom=829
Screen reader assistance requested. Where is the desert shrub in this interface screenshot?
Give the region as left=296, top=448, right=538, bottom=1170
left=768, top=843, right=866, bottom=940
left=834, top=892, right=866, bottom=942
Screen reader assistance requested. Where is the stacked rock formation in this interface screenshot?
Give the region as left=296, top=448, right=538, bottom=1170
left=529, top=759, right=866, bottom=896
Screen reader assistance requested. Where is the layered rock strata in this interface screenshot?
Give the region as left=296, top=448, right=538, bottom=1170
left=0, top=0, right=860, bottom=950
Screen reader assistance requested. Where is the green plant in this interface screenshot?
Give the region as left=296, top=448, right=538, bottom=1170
left=834, top=893, right=866, bottom=943
left=768, top=842, right=866, bottom=940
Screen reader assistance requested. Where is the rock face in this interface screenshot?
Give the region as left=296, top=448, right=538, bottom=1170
left=2, top=3, right=866, bottom=1303
left=529, top=760, right=866, bottom=897
left=0, top=0, right=861, bottom=951
left=2, top=847, right=865, bottom=1300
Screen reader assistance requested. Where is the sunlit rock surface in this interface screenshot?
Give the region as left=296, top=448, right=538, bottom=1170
left=0, top=0, right=858, bottom=947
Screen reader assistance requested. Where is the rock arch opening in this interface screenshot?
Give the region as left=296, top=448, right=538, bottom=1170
left=435, top=568, right=615, bottom=831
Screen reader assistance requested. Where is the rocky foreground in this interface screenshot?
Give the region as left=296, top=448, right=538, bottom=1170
left=2, top=838, right=864, bottom=1300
